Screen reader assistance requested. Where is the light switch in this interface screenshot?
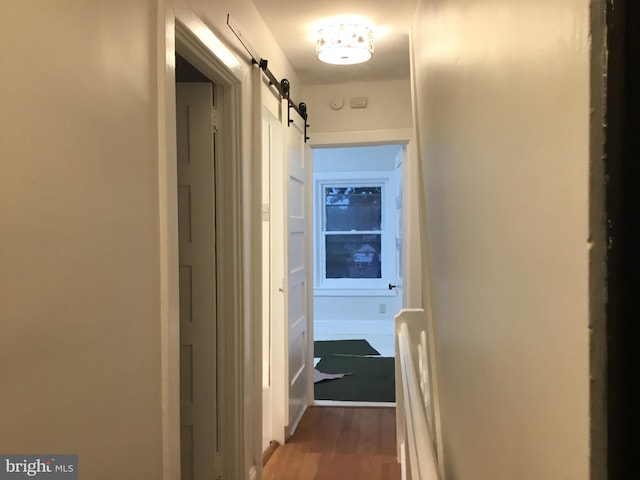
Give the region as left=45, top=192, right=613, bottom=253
left=350, top=97, right=368, bottom=108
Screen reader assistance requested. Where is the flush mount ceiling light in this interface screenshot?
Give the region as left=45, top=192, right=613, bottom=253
left=316, top=24, right=374, bottom=65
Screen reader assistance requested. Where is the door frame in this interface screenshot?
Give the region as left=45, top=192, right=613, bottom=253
left=308, top=129, right=422, bottom=310
left=158, top=4, right=254, bottom=479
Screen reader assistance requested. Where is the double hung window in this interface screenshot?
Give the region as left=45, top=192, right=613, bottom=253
left=315, top=173, right=394, bottom=290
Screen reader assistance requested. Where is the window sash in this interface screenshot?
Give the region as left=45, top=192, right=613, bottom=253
left=324, top=232, right=382, bottom=279
left=324, top=186, right=382, bottom=232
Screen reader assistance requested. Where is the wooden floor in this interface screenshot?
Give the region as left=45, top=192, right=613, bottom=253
left=262, top=406, right=401, bottom=480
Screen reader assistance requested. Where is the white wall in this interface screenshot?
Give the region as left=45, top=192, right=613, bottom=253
left=0, top=2, right=164, bottom=477
left=412, top=1, right=592, bottom=479
left=303, top=79, right=413, bottom=133
left=314, top=145, right=399, bottom=172
left=0, top=0, right=296, bottom=478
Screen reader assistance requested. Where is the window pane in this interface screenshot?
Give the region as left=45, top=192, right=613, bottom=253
left=325, top=234, right=381, bottom=279
left=325, top=187, right=381, bottom=231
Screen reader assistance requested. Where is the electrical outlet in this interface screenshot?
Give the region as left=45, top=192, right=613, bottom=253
left=379, top=303, right=386, bottom=314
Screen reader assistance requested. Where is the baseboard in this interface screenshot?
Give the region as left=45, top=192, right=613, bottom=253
left=314, top=319, right=394, bottom=336
left=313, top=400, right=396, bottom=408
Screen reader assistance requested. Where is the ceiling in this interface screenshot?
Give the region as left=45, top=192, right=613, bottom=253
left=250, top=0, right=417, bottom=85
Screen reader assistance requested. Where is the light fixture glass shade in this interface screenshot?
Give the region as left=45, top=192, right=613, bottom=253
left=316, top=24, right=374, bottom=65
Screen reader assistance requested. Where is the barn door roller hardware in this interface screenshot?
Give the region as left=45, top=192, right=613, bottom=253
left=227, top=15, right=310, bottom=142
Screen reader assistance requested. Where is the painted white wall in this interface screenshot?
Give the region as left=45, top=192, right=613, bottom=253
left=412, top=1, right=591, bottom=479
left=0, top=2, right=164, bottom=477
left=303, top=79, right=413, bottom=133
left=314, top=145, right=399, bottom=172
left=0, top=0, right=296, bottom=478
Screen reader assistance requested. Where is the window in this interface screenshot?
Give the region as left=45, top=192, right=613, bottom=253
left=315, top=173, right=395, bottom=291
left=324, top=186, right=382, bottom=279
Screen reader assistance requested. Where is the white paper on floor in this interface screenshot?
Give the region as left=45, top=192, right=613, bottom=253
left=313, top=369, right=352, bottom=383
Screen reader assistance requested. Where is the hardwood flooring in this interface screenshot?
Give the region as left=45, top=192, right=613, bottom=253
left=262, top=406, right=401, bottom=480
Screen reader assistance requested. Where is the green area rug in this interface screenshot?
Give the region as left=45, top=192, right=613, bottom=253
left=314, top=356, right=395, bottom=402
left=313, top=339, right=380, bottom=357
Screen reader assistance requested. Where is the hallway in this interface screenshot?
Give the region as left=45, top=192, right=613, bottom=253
left=263, top=407, right=400, bottom=480
left=0, top=0, right=611, bottom=478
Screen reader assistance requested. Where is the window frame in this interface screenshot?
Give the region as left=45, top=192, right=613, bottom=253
left=314, top=171, right=396, bottom=292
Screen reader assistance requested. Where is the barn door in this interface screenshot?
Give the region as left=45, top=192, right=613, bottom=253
left=284, top=106, right=312, bottom=435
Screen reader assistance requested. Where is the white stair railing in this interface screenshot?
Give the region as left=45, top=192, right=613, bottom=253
left=395, top=308, right=439, bottom=480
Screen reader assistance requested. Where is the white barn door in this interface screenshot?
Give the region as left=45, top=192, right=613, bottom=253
left=283, top=105, right=312, bottom=435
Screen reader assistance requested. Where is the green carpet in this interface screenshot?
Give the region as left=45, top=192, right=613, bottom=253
left=313, top=339, right=380, bottom=357
left=314, top=356, right=395, bottom=402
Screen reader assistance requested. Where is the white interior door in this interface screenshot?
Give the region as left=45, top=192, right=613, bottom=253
left=284, top=105, right=312, bottom=435
left=176, top=82, right=219, bottom=480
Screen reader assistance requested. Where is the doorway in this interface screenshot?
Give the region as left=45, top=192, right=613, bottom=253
left=312, top=143, right=405, bottom=403
left=175, top=54, right=221, bottom=480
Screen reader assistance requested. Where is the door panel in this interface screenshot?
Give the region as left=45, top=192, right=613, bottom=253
left=176, top=82, right=218, bottom=480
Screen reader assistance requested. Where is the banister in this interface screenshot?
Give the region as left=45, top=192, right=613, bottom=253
left=396, top=309, right=439, bottom=480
